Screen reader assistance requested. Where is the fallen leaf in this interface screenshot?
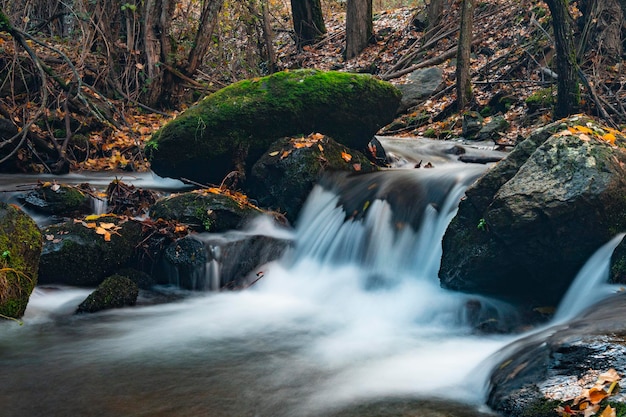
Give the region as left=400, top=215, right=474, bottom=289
left=318, top=144, right=324, bottom=152
left=599, top=405, right=616, bottom=417
left=341, top=151, right=352, bottom=162
left=45, top=234, right=55, bottom=241
left=588, top=387, right=608, bottom=404
left=598, top=368, right=621, bottom=384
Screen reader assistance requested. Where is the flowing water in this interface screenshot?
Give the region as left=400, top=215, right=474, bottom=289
left=0, top=139, right=621, bottom=417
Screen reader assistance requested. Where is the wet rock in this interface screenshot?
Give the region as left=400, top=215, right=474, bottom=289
left=0, top=202, right=42, bottom=319
left=20, top=183, right=90, bottom=216
left=160, top=236, right=207, bottom=290
left=38, top=215, right=144, bottom=287
left=76, top=274, right=139, bottom=313
left=150, top=190, right=261, bottom=232
left=146, top=69, right=401, bottom=184
left=488, top=293, right=626, bottom=417
left=440, top=116, right=626, bottom=308
left=248, top=133, right=377, bottom=223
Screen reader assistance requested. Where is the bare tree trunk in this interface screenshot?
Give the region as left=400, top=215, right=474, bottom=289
left=187, top=0, right=225, bottom=77
left=579, top=0, right=624, bottom=63
left=261, top=0, right=277, bottom=73
left=427, top=0, right=445, bottom=33
left=142, top=0, right=174, bottom=107
left=456, top=0, right=474, bottom=110
left=545, top=0, right=580, bottom=119
left=290, top=0, right=326, bottom=47
left=345, top=0, right=373, bottom=60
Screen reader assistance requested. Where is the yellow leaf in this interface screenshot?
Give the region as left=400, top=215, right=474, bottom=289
left=318, top=144, right=324, bottom=152
left=269, top=151, right=279, bottom=157
left=599, top=405, right=616, bottom=417
left=573, top=125, right=594, bottom=134
left=85, top=214, right=104, bottom=221
left=99, top=222, right=116, bottom=230
left=341, top=151, right=352, bottom=162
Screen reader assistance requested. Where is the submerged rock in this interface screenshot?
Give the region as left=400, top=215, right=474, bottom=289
left=440, top=116, right=626, bottom=308
left=0, top=202, right=42, bottom=319
left=146, top=69, right=401, bottom=184
left=76, top=274, right=139, bottom=313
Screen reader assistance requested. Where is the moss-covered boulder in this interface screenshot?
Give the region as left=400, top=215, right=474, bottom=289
left=38, top=215, right=144, bottom=287
left=248, top=133, right=377, bottom=222
left=439, top=116, right=626, bottom=309
left=150, top=189, right=262, bottom=232
left=146, top=69, right=401, bottom=184
left=76, top=274, right=139, bottom=313
left=0, top=203, right=42, bottom=319
left=20, top=183, right=90, bottom=216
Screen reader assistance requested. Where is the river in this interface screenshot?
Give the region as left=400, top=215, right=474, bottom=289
left=0, top=138, right=620, bottom=417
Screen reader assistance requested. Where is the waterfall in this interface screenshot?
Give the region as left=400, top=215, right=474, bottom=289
left=552, top=233, right=626, bottom=323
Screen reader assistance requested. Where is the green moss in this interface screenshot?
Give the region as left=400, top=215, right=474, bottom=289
left=148, top=69, right=401, bottom=184
left=526, top=88, right=556, bottom=111
left=0, top=203, right=42, bottom=319
left=76, top=274, right=139, bottom=313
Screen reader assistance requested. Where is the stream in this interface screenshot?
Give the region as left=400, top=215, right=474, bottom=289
left=0, top=137, right=621, bottom=417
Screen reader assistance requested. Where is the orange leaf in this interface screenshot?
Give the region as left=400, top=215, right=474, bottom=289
left=341, top=151, right=352, bottom=162
left=588, top=387, right=608, bottom=404
left=280, top=150, right=290, bottom=159
left=294, top=142, right=307, bottom=149
left=310, top=133, right=324, bottom=140
left=318, top=144, right=324, bottom=152
left=603, top=133, right=616, bottom=145
left=353, top=163, right=361, bottom=171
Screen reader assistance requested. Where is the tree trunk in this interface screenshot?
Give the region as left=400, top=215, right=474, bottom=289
left=578, top=0, right=624, bottom=63
left=345, top=0, right=373, bottom=60
left=545, top=0, right=580, bottom=119
left=261, top=0, right=277, bottom=73
left=187, top=0, right=225, bottom=77
left=427, top=0, right=445, bottom=33
left=456, top=0, right=474, bottom=110
left=142, top=0, right=175, bottom=107
left=290, top=0, right=326, bottom=47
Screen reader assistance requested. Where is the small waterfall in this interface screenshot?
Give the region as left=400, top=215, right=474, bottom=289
left=552, top=233, right=626, bottom=323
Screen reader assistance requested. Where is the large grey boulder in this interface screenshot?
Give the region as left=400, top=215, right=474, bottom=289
left=439, top=116, right=626, bottom=308
left=146, top=69, right=401, bottom=185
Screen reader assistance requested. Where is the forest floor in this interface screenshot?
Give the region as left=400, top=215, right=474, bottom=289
left=1, top=0, right=625, bottom=173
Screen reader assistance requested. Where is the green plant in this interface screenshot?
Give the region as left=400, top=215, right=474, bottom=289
left=477, top=218, right=487, bottom=231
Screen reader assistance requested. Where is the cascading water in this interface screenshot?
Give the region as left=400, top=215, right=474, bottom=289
left=0, top=145, right=623, bottom=417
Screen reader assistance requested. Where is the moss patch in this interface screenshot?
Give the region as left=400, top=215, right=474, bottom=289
left=76, top=274, right=139, bottom=313
left=0, top=203, right=42, bottom=319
